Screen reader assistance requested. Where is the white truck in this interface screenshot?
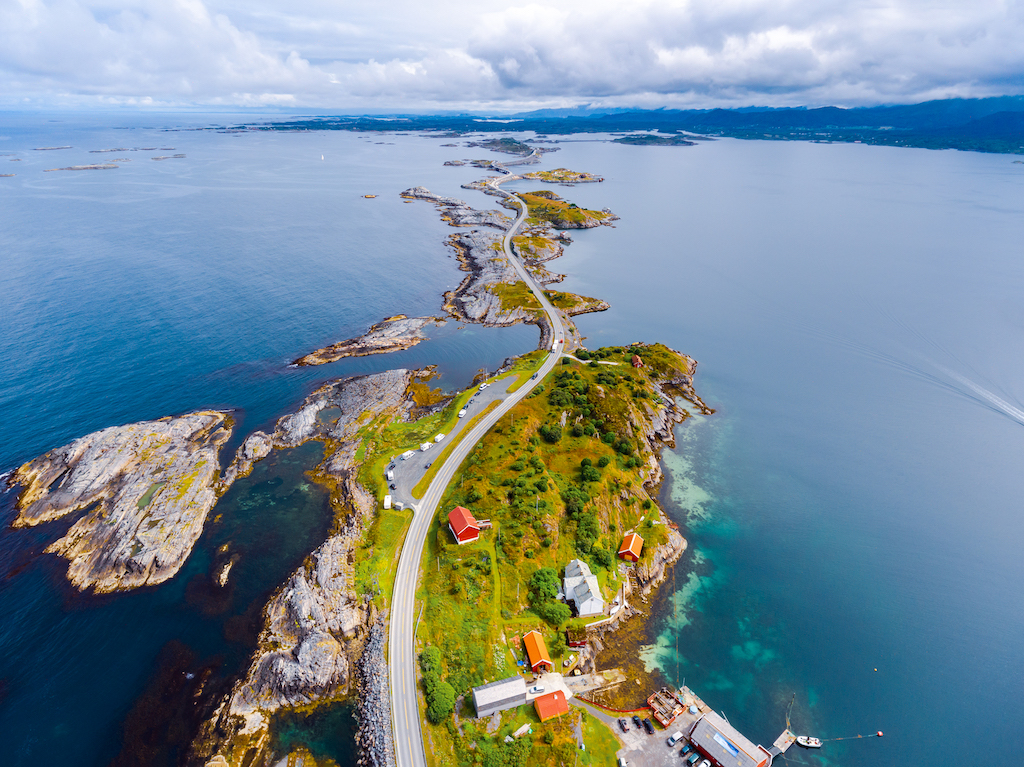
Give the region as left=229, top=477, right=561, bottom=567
left=420, top=442, right=432, bottom=452
left=383, top=495, right=392, bottom=510
left=434, top=433, right=445, bottom=443
left=401, top=450, right=415, bottom=460
left=458, top=408, right=467, bottom=418
left=386, top=470, right=395, bottom=482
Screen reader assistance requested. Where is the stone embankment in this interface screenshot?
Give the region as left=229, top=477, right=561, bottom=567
left=192, top=370, right=413, bottom=767
left=354, top=615, right=397, bottom=767
left=8, top=411, right=233, bottom=593
left=292, top=315, right=443, bottom=367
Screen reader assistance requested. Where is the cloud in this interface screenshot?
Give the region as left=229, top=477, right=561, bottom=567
left=0, top=0, right=1022, bottom=109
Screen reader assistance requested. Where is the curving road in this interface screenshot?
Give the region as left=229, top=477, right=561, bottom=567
left=389, top=175, right=569, bottom=767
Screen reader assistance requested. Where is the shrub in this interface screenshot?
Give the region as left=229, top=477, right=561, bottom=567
left=420, top=647, right=442, bottom=676
left=561, top=357, right=572, bottom=365
left=426, top=679, right=456, bottom=724
left=544, top=730, right=555, bottom=745
left=581, top=465, right=601, bottom=483
left=529, top=567, right=560, bottom=602
left=539, top=424, right=562, bottom=443
left=536, top=600, right=571, bottom=626
left=571, top=423, right=584, bottom=437
left=642, top=499, right=652, bottom=510
left=597, top=455, right=610, bottom=468
left=591, top=547, right=613, bottom=570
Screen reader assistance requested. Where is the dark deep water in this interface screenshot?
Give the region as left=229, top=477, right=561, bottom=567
left=2, top=114, right=1024, bottom=765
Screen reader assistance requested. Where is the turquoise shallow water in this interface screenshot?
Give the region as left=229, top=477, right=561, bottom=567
left=515, top=137, right=1024, bottom=765
left=2, top=115, right=1024, bottom=765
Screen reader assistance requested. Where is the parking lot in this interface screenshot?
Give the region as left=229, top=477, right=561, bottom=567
left=572, top=701, right=699, bottom=767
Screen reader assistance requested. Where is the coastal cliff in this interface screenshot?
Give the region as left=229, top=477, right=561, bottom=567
left=193, top=371, right=412, bottom=767
left=9, top=411, right=233, bottom=593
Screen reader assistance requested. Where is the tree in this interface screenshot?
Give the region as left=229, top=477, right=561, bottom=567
left=529, top=567, right=560, bottom=602
left=426, top=679, right=456, bottom=723
left=420, top=647, right=442, bottom=676
left=536, top=600, right=572, bottom=626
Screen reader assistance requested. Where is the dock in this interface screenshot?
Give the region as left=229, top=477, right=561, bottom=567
left=769, top=728, right=797, bottom=757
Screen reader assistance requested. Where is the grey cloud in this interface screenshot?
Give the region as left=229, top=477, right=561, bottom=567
left=0, top=0, right=1022, bottom=109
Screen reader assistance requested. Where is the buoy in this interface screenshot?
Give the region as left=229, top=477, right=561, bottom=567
left=874, top=668, right=877, bottom=672
left=877, top=731, right=884, bottom=737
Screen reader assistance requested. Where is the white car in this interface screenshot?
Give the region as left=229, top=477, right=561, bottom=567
left=529, top=685, right=544, bottom=695
left=458, top=409, right=467, bottom=418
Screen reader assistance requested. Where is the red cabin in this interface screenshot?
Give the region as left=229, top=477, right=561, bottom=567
left=448, top=506, right=481, bottom=545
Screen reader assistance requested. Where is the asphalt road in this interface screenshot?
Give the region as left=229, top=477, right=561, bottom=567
left=389, top=176, right=571, bottom=767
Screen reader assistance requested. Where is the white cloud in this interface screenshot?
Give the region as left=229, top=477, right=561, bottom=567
left=0, top=0, right=1022, bottom=109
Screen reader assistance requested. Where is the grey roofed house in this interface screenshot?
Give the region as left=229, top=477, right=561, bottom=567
left=688, top=712, right=771, bottom=767
left=563, top=559, right=604, bottom=618
left=472, top=675, right=528, bottom=718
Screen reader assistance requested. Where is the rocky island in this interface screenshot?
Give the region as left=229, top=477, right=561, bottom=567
left=9, top=411, right=234, bottom=593
left=292, top=315, right=443, bottom=366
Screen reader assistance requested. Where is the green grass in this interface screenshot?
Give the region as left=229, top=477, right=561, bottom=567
left=412, top=399, right=503, bottom=499
left=519, top=190, right=612, bottom=228
left=489, top=281, right=543, bottom=314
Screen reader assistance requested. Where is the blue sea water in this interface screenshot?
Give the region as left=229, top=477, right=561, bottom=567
left=2, top=115, right=1023, bottom=765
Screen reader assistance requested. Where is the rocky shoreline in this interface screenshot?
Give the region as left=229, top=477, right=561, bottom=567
left=193, top=370, right=416, bottom=766
left=292, top=315, right=443, bottom=367
left=8, top=411, right=235, bottom=593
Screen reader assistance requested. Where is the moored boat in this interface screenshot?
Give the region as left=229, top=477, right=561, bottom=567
left=796, top=736, right=822, bottom=748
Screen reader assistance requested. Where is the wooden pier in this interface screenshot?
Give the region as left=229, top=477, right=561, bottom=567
left=769, top=728, right=797, bottom=757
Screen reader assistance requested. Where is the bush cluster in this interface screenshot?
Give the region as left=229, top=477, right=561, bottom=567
left=420, top=647, right=456, bottom=724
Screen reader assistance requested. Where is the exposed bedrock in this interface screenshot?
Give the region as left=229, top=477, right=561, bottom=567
left=292, top=315, right=443, bottom=367
left=193, top=370, right=413, bottom=766
left=9, top=411, right=233, bottom=593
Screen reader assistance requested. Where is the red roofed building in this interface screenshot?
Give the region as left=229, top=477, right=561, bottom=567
left=522, top=630, right=552, bottom=673
left=534, top=690, right=570, bottom=722
left=618, top=532, right=644, bottom=562
left=448, top=506, right=480, bottom=545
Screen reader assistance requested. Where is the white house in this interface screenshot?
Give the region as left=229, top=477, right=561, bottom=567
left=563, top=559, right=604, bottom=618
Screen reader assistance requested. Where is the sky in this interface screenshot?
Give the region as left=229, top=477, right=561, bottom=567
left=2, top=0, right=1023, bottom=112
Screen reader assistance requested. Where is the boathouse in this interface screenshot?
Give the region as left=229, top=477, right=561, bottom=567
left=688, top=712, right=772, bottom=767
left=618, top=531, right=644, bottom=562
left=534, top=690, right=570, bottom=722
left=563, top=559, right=604, bottom=617
left=523, top=630, right=552, bottom=673
left=471, top=675, right=527, bottom=718
left=448, top=506, right=480, bottom=545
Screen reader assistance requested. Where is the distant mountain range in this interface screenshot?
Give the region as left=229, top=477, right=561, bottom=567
left=254, top=97, right=1024, bottom=154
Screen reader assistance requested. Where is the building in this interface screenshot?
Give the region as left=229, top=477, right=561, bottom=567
left=618, top=531, right=644, bottom=562
left=563, top=559, right=604, bottom=617
left=448, top=506, right=480, bottom=545
left=688, top=712, right=772, bottom=767
left=471, top=675, right=527, bottom=718
left=522, top=630, right=552, bottom=673
left=534, top=690, right=570, bottom=722
left=566, top=626, right=588, bottom=648
left=647, top=687, right=684, bottom=727
left=631, top=354, right=644, bottom=368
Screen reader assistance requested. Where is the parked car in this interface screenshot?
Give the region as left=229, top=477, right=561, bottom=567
left=680, top=743, right=693, bottom=756
left=697, top=761, right=710, bottom=767
left=686, top=753, right=702, bottom=766
left=617, top=759, right=628, bottom=767
left=631, top=715, right=643, bottom=730
left=528, top=685, right=544, bottom=695
left=642, top=718, right=655, bottom=735
left=389, top=483, right=396, bottom=490
left=667, top=731, right=684, bottom=747
left=618, top=718, right=629, bottom=733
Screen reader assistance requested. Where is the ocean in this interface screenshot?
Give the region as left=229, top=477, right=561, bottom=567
left=2, top=113, right=1023, bottom=765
